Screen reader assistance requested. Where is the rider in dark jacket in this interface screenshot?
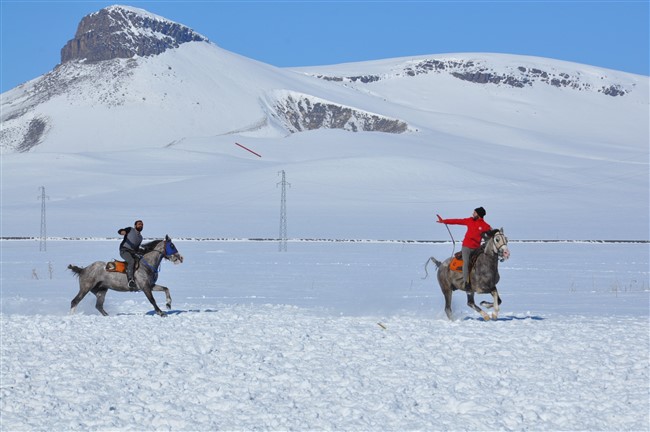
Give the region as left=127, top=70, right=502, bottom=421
left=118, top=220, right=144, bottom=289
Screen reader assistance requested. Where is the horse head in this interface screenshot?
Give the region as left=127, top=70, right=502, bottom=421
left=163, top=235, right=184, bottom=264
left=483, top=228, right=510, bottom=262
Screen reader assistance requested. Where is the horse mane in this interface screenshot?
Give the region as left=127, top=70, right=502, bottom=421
left=141, top=239, right=163, bottom=253
left=482, top=229, right=499, bottom=241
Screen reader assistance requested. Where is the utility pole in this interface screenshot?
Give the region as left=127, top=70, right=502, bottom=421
left=37, top=186, right=49, bottom=251
left=277, top=170, right=290, bottom=251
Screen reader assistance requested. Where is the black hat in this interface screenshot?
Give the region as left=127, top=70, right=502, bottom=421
left=475, top=207, right=486, bottom=218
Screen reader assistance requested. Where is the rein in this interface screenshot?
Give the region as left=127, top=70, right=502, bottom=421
left=139, top=240, right=171, bottom=282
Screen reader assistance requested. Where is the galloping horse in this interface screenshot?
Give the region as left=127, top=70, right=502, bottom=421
left=426, top=228, right=510, bottom=320
left=68, top=235, right=183, bottom=317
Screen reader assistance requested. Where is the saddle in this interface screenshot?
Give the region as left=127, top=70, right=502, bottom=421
left=449, top=245, right=485, bottom=274
left=450, top=253, right=464, bottom=273
left=105, top=260, right=139, bottom=273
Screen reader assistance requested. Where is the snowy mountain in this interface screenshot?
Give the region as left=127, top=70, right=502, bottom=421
left=1, top=5, right=648, bottom=240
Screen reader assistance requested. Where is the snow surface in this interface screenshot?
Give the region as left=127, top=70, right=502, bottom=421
left=1, top=239, right=649, bottom=430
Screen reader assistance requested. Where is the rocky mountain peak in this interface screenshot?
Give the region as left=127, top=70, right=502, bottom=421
left=60, top=5, right=208, bottom=63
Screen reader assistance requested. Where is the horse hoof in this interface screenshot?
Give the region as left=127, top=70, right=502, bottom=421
left=157, top=310, right=168, bottom=317
left=491, top=313, right=498, bottom=320
left=480, top=312, right=491, bottom=321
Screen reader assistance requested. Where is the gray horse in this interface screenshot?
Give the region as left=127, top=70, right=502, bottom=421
left=426, top=228, right=510, bottom=320
left=68, top=235, right=184, bottom=317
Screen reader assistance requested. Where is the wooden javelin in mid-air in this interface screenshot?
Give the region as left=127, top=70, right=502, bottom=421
left=235, top=142, right=262, bottom=158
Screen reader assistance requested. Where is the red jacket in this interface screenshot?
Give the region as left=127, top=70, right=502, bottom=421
left=440, top=217, right=492, bottom=249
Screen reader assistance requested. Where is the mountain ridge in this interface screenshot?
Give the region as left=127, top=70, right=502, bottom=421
left=297, top=53, right=638, bottom=97
left=2, top=45, right=644, bottom=154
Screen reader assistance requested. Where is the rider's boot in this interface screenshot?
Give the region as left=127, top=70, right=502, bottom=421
left=127, top=271, right=137, bottom=290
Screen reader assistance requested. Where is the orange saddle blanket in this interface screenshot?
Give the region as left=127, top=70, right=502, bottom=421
left=105, top=260, right=126, bottom=273
left=450, top=252, right=463, bottom=273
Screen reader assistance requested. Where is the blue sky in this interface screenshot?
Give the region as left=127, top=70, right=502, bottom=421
left=1, top=1, right=648, bottom=93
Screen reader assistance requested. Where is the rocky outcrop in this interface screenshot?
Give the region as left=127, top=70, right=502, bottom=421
left=16, top=118, right=49, bottom=153
left=600, top=85, right=627, bottom=97
left=312, top=58, right=632, bottom=97
left=60, top=5, right=208, bottom=63
left=272, top=93, right=409, bottom=134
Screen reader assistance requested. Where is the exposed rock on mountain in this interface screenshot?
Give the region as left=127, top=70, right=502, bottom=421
left=312, top=58, right=633, bottom=96
left=17, top=117, right=49, bottom=152
left=271, top=92, right=409, bottom=134
left=60, top=5, right=208, bottom=63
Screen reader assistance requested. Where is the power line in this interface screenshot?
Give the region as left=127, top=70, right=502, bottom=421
left=277, top=170, right=290, bottom=252
left=37, top=186, right=49, bottom=251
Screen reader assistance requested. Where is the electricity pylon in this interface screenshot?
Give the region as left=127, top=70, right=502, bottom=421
left=37, top=186, right=49, bottom=251
left=277, top=171, right=290, bottom=251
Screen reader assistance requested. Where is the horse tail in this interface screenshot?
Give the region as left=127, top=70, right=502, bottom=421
left=67, top=264, right=84, bottom=277
left=422, top=256, right=442, bottom=279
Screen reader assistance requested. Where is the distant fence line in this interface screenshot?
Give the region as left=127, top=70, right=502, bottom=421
left=1, top=237, right=648, bottom=244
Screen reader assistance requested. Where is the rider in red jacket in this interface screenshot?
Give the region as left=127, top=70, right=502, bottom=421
left=437, top=207, right=491, bottom=291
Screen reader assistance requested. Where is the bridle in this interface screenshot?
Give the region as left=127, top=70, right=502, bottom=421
left=163, top=239, right=179, bottom=258
left=489, top=230, right=510, bottom=262
left=140, top=239, right=181, bottom=281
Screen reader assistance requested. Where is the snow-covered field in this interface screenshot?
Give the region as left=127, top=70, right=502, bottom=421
left=1, top=239, right=648, bottom=430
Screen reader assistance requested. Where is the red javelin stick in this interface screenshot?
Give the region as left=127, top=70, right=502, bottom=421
left=235, top=142, right=262, bottom=158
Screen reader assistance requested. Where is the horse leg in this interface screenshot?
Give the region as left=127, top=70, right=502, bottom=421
left=151, top=284, right=172, bottom=310
left=437, top=270, right=454, bottom=320
left=91, top=287, right=109, bottom=316
left=441, top=284, right=453, bottom=320
left=481, top=293, right=502, bottom=309
left=467, top=292, right=490, bottom=321
left=70, top=281, right=100, bottom=314
left=489, top=290, right=500, bottom=320
left=480, top=290, right=503, bottom=319
left=141, top=285, right=167, bottom=317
